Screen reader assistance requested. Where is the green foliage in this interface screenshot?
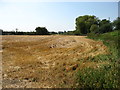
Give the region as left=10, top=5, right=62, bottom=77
left=99, top=19, right=110, bottom=26
left=75, top=15, right=99, bottom=34
left=90, top=24, right=99, bottom=33
left=49, top=31, right=58, bottom=35
left=75, top=15, right=114, bottom=35
left=65, top=31, right=75, bottom=35
left=77, top=65, right=118, bottom=88
left=88, top=30, right=119, bottom=59
left=87, top=33, right=100, bottom=39
left=59, top=31, right=76, bottom=35
left=76, top=30, right=119, bottom=88
left=58, top=31, right=64, bottom=35
left=113, top=17, right=120, bottom=30
left=74, top=30, right=81, bottom=35
left=99, top=23, right=113, bottom=33
left=35, top=27, right=49, bottom=35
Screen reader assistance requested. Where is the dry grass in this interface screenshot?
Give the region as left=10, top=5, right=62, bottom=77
left=2, top=35, right=108, bottom=88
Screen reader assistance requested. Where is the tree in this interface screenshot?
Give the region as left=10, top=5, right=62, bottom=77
left=99, top=23, right=113, bottom=33
left=90, top=24, right=99, bottom=33
left=98, top=19, right=113, bottom=33
left=58, top=31, right=64, bottom=34
left=99, top=19, right=110, bottom=26
left=75, top=15, right=99, bottom=34
left=113, top=17, right=120, bottom=30
left=50, top=31, right=58, bottom=35
left=35, top=27, right=49, bottom=35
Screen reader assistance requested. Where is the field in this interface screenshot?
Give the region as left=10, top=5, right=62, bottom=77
left=2, top=35, right=110, bottom=88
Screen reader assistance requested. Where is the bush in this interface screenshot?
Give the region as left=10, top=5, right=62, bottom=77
left=87, top=33, right=100, bottom=39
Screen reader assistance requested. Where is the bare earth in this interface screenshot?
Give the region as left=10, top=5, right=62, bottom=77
left=2, top=35, right=108, bottom=88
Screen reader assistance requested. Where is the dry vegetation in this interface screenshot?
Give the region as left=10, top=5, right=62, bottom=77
left=2, top=35, right=108, bottom=88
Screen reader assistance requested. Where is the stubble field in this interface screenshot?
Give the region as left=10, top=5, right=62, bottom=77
left=2, top=35, right=108, bottom=88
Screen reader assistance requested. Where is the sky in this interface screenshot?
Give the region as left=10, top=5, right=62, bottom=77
left=118, top=1, right=120, bottom=17
left=0, top=0, right=119, bottom=32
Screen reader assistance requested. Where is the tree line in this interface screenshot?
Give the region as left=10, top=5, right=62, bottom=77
left=1, top=27, right=50, bottom=35
left=1, top=15, right=120, bottom=35
left=75, top=15, right=119, bottom=35
left=63, top=15, right=120, bottom=35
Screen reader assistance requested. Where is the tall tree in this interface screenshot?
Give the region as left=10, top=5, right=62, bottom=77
left=75, top=15, right=99, bottom=34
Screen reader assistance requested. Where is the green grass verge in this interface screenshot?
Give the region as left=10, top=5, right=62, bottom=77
left=76, top=30, right=120, bottom=88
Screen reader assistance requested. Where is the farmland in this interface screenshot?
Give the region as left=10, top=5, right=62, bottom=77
left=2, top=35, right=108, bottom=88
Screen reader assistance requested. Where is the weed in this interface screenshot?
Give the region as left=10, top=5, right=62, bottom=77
left=76, top=30, right=120, bottom=88
left=77, top=65, right=118, bottom=88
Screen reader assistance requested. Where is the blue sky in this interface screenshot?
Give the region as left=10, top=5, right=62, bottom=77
left=0, top=1, right=118, bottom=32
